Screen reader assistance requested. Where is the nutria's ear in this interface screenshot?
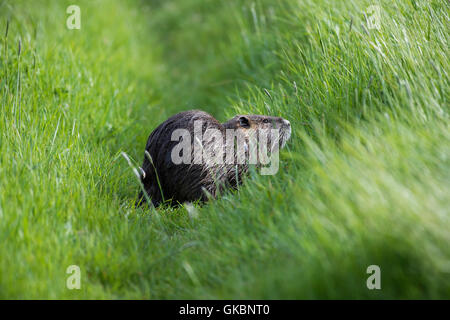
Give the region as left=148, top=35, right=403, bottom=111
left=239, top=116, right=250, bottom=128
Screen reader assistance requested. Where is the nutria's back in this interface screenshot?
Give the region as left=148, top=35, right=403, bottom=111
left=137, top=110, right=291, bottom=207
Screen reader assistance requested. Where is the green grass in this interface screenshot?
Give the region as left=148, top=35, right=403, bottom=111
left=0, top=0, right=449, bottom=299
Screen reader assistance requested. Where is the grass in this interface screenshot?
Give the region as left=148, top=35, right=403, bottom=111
left=0, top=0, right=449, bottom=299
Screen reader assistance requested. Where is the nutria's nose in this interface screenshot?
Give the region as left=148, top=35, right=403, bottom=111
left=283, top=119, right=290, bottom=127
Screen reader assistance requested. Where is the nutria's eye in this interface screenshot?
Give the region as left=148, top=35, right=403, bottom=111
left=263, top=119, right=269, bottom=123
left=239, top=116, right=250, bottom=128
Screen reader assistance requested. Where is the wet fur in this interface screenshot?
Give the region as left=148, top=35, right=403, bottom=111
left=136, top=110, right=291, bottom=207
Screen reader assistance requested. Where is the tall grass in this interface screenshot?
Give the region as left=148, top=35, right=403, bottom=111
left=0, top=0, right=448, bottom=298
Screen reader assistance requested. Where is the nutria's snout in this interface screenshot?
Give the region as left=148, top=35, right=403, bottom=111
left=276, top=117, right=291, bottom=147
left=273, top=117, right=291, bottom=148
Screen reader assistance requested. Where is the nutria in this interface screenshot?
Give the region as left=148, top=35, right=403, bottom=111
left=136, top=110, right=291, bottom=207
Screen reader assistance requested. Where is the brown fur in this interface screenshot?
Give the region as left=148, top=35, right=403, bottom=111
left=136, top=110, right=291, bottom=207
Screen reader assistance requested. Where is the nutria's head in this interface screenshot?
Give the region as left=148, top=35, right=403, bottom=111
left=223, top=114, right=291, bottom=148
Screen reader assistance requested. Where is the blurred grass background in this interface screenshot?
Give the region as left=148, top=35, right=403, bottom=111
left=0, top=0, right=449, bottom=298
